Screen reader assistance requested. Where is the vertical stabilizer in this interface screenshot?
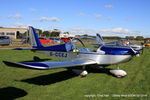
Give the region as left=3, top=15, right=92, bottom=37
left=29, top=26, right=43, bottom=48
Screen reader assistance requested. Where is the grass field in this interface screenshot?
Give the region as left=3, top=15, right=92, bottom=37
left=0, top=49, right=150, bottom=100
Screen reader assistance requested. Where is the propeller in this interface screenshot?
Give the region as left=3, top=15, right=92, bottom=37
left=128, top=46, right=137, bottom=55
left=140, top=42, right=145, bottom=55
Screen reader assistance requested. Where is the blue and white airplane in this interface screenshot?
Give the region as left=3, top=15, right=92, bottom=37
left=105, top=39, right=143, bottom=50
left=3, top=26, right=139, bottom=77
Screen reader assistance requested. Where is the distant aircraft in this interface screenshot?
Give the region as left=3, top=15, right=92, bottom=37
left=105, top=39, right=143, bottom=50
left=3, top=26, right=139, bottom=77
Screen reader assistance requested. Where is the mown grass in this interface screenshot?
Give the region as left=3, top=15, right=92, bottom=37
left=0, top=49, right=149, bottom=100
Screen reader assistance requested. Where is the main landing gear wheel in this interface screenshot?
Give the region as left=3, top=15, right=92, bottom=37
left=72, top=66, right=88, bottom=77
left=109, top=65, right=127, bottom=78
left=110, top=69, right=127, bottom=78
left=72, top=69, right=88, bottom=77
left=79, top=70, right=88, bottom=77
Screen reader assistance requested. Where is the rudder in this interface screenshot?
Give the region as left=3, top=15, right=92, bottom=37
left=29, top=26, right=43, bottom=48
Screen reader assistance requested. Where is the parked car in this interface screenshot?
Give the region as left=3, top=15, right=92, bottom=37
left=49, top=38, right=61, bottom=43
left=21, top=37, right=30, bottom=44
left=0, top=36, right=11, bottom=46
left=144, top=38, right=150, bottom=48
left=39, top=37, right=54, bottom=44
left=60, top=38, right=71, bottom=43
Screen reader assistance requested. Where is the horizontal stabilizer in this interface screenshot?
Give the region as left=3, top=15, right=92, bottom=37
left=3, top=59, right=96, bottom=70
left=13, top=48, right=37, bottom=50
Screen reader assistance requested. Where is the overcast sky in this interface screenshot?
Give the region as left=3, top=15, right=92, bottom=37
left=0, top=0, right=150, bottom=37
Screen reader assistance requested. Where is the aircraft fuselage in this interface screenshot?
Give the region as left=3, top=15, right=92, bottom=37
left=36, top=50, right=132, bottom=66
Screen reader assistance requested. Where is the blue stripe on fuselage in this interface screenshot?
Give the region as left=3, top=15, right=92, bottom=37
left=101, top=46, right=138, bottom=55
left=34, top=44, right=67, bottom=52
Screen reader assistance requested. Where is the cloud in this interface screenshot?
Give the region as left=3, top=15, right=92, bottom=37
left=14, top=14, right=23, bottom=18
left=78, top=13, right=85, bottom=16
left=95, top=14, right=102, bottom=19
left=67, top=27, right=141, bottom=37
left=101, top=28, right=131, bottom=34
left=6, top=15, right=13, bottom=19
left=107, top=16, right=112, bottom=21
left=99, top=28, right=141, bottom=36
left=11, top=22, right=31, bottom=28
left=78, top=13, right=90, bottom=18
left=6, top=14, right=23, bottom=19
left=38, top=17, right=60, bottom=22
left=104, top=5, right=114, bottom=8
left=47, top=26, right=62, bottom=29
left=67, top=27, right=98, bottom=35
left=126, top=18, right=131, bottom=22
left=29, top=8, right=37, bottom=12
left=143, top=33, right=150, bottom=37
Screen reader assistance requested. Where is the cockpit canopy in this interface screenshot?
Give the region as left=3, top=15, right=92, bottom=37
left=105, top=39, right=133, bottom=47
left=71, top=37, right=101, bottom=52
left=117, top=39, right=133, bottom=46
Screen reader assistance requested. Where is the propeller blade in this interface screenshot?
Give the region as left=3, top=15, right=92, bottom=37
left=128, top=46, right=137, bottom=55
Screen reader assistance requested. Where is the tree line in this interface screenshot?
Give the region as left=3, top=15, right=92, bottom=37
left=20, top=28, right=61, bottom=38
left=19, top=28, right=145, bottom=41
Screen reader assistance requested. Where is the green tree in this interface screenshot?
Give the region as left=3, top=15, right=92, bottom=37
left=50, top=31, right=60, bottom=37
left=42, top=31, right=50, bottom=37
left=83, top=34, right=88, bottom=36
left=125, top=36, right=135, bottom=40
left=103, top=36, right=121, bottom=40
left=63, top=32, right=69, bottom=35
left=135, top=36, right=144, bottom=40
left=35, top=28, right=42, bottom=36
left=21, top=31, right=28, bottom=37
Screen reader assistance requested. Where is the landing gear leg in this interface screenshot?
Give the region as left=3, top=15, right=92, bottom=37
left=116, top=64, right=119, bottom=70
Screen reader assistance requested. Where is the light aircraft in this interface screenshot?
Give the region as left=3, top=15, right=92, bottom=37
left=105, top=39, right=143, bottom=50
left=3, top=26, right=139, bottom=77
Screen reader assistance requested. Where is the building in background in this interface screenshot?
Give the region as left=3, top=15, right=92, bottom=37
left=59, top=32, right=75, bottom=38
left=0, top=27, right=28, bottom=39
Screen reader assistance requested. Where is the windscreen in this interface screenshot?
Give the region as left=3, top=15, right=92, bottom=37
left=118, top=39, right=133, bottom=46
left=72, top=37, right=100, bottom=52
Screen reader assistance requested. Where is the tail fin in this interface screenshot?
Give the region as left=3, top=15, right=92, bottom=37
left=96, top=33, right=104, bottom=45
left=29, top=26, right=43, bottom=48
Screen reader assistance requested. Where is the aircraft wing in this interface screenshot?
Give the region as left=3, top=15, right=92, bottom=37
left=3, top=59, right=96, bottom=70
